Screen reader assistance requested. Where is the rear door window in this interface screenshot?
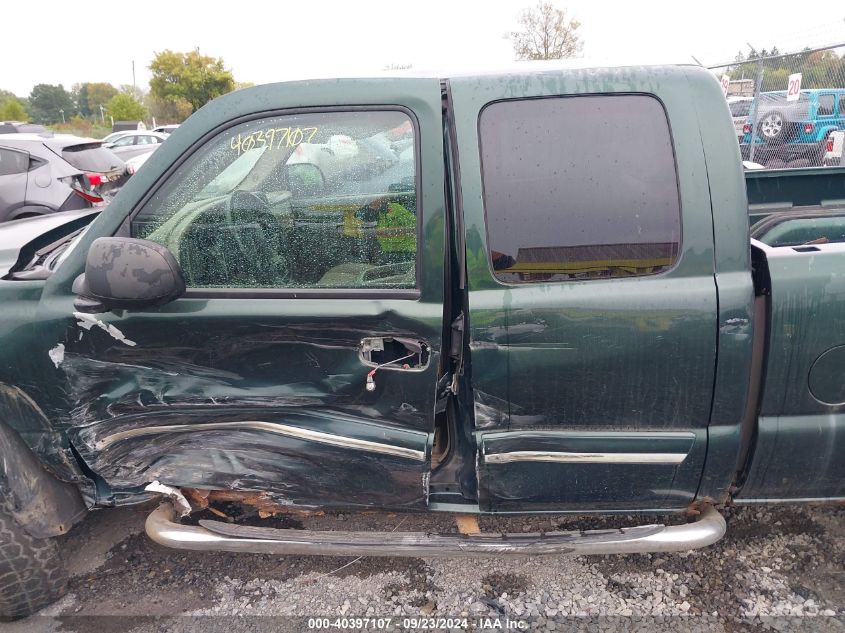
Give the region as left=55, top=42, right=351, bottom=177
left=0, top=148, right=29, bottom=175
left=479, top=95, right=681, bottom=283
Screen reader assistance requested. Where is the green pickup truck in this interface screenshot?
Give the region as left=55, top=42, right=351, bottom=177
left=1, top=64, right=844, bottom=619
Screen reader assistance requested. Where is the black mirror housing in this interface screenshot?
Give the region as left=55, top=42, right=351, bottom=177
left=80, top=237, right=186, bottom=311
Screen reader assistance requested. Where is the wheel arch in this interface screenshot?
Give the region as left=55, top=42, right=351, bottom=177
left=0, top=384, right=88, bottom=538
left=6, top=205, right=54, bottom=221
left=0, top=419, right=87, bottom=538
left=816, top=125, right=841, bottom=142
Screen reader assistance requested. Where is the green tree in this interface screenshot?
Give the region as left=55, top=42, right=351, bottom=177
left=508, top=2, right=582, bottom=61
left=119, top=84, right=146, bottom=103
left=106, top=93, right=147, bottom=121
left=149, top=48, right=235, bottom=112
left=727, top=46, right=845, bottom=92
left=145, top=95, right=193, bottom=124
left=27, top=84, right=74, bottom=124
left=71, top=83, right=89, bottom=117
left=0, top=97, right=28, bottom=121
left=86, top=83, right=118, bottom=118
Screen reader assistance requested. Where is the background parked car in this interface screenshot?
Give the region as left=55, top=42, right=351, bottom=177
left=0, top=207, right=99, bottom=276
left=152, top=124, right=179, bottom=135
left=823, top=130, right=844, bottom=166
left=0, top=133, right=125, bottom=223
left=740, top=89, right=845, bottom=165
left=103, top=131, right=168, bottom=160
left=124, top=151, right=153, bottom=175
left=0, top=121, right=47, bottom=135
left=101, top=130, right=135, bottom=144
left=727, top=97, right=753, bottom=140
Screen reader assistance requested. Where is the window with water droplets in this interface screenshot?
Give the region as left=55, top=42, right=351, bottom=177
left=132, top=110, right=418, bottom=290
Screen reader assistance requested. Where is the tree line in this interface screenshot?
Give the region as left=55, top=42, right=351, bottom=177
left=1, top=4, right=587, bottom=128
left=0, top=48, right=238, bottom=126
left=724, top=47, right=845, bottom=91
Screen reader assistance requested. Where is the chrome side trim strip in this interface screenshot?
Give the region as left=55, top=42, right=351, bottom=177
left=733, top=496, right=845, bottom=505
left=96, top=421, right=426, bottom=461
left=483, top=451, right=688, bottom=465
left=146, top=502, right=727, bottom=556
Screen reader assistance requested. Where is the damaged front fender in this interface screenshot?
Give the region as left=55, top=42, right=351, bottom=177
left=0, top=419, right=87, bottom=537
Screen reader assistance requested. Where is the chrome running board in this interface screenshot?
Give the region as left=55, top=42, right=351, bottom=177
left=145, top=502, right=726, bottom=557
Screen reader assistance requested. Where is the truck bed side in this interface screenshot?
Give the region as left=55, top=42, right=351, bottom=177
left=738, top=167, right=845, bottom=501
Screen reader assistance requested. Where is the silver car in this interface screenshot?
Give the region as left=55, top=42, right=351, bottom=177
left=0, top=133, right=125, bottom=223
left=104, top=131, right=169, bottom=160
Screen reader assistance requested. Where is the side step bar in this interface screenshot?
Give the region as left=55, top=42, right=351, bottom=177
left=146, top=503, right=726, bottom=557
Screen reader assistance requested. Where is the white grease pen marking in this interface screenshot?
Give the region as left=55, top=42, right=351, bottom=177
left=73, top=311, right=137, bottom=347
left=48, top=343, right=65, bottom=368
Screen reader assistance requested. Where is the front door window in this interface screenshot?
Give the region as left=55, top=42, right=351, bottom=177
left=132, top=110, right=419, bottom=291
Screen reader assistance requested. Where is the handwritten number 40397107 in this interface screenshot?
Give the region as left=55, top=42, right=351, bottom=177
left=230, top=127, right=319, bottom=155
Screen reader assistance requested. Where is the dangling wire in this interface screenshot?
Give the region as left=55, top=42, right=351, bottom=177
left=365, top=351, right=418, bottom=392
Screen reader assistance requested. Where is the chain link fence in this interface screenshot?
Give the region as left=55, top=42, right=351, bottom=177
left=708, top=43, right=845, bottom=168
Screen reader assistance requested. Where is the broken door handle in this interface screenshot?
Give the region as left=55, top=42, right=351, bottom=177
left=359, top=337, right=431, bottom=391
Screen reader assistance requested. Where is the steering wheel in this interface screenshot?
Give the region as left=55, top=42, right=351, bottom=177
left=224, top=191, right=289, bottom=286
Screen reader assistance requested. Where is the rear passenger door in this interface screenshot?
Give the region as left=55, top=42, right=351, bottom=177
left=450, top=69, right=719, bottom=511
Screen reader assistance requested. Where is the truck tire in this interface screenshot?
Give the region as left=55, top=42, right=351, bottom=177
left=0, top=496, right=66, bottom=621
left=758, top=110, right=789, bottom=142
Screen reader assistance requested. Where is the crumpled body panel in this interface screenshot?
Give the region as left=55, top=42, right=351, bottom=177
left=55, top=302, right=441, bottom=510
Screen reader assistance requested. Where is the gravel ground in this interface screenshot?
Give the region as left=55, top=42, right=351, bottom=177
left=8, top=503, right=843, bottom=632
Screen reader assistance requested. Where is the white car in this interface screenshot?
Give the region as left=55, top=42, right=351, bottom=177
left=152, top=124, right=180, bottom=135
left=823, top=130, right=844, bottom=166
left=101, top=130, right=135, bottom=144
left=727, top=97, right=754, bottom=139
left=104, top=131, right=169, bottom=161
left=124, top=152, right=153, bottom=175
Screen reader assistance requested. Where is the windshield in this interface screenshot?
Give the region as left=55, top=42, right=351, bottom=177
left=102, top=132, right=130, bottom=143
left=54, top=221, right=95, bottom=269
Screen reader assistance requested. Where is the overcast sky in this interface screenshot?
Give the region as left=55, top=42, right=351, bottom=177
left=2, top=0, right=844, bottom=96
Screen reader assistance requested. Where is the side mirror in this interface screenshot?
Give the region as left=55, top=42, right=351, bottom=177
left=74, top=237, right=186, bottom=312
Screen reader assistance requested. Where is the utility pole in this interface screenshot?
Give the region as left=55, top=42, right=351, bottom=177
left=746, top=43, right=764, bottom=164
left=132, top=60, right=136, bottom=95
left=59, top=109, right=65, bottom=124
left=99, top=104, right=105, bottom=125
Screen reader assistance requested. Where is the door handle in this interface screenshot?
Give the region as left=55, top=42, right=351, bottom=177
left=359, top=337, right=430, bottom=391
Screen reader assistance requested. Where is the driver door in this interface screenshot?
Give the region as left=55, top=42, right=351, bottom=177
left=44, top=81, right=446, bottom=510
